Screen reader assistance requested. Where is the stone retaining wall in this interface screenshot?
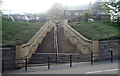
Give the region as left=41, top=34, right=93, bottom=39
left=63, top=20, right=99, bottom=54
left=0, top=48, right=2, bottom=74
left=2, top=47, right=15, bottom=70
left=99, top=40, right=119, bottom=59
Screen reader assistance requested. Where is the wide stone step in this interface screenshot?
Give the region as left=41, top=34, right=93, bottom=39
left=32, top=53, right=55, bottom=57
left=29, top=53, right=70, bottom=64
left=29, top=53, right=91, bottom=64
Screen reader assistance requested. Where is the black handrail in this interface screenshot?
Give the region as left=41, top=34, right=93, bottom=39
left=2, top=51, right=114, bottom=72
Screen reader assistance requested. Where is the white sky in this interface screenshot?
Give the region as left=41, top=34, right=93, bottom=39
left=2, top=0, right=97, bottom=14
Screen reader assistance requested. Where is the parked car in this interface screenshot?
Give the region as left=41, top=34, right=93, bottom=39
left=29, top=18, right=37, bottom=22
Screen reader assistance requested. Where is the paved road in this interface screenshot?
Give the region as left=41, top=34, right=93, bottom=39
left=4, top=60, right=118, bottom=74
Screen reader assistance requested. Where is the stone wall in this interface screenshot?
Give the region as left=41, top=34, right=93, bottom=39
left=0, top=48, right=2, bottom=74
left=16, top=20, right=55, bottom=62
left=99, top=40, right=119, bottom=60
left=2, top=47, right=15, bottom=71
left=63, top=20, right=99, bottom=54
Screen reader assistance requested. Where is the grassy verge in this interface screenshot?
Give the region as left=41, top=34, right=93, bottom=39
left=2, top=20, right=44, bottom=47
left=69, top=21, right=119, bottom=40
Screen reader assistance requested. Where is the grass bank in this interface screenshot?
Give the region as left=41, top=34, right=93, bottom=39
left=2, top=20, right=44, bottom=47
left=69, top=21, right=119, bottom=40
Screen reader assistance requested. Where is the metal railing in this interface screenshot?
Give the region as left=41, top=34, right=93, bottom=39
left=2, top=51, right=114, bottom=74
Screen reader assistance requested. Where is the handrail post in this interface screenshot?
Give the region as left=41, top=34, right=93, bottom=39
left=2, top=60, right=4, bottom=74
left=91, top=52, right=93, bottom=65
left=111, top=51, right=113, bottom=63
left=48, top=57, right=50, bottom=69
left=25, top=58, right=28, bottom=71
left=55, top=54, right=58, bottom=64
left=70, top=55, right=72, bottom=67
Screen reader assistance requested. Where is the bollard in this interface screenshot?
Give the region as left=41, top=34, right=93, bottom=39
left=111, top=51, right=113, bottom=63
left=55, top=54, right=58, bottom=64
left=48, top=57, right=50, bottom=69
left=70, top=55, right=72, bottom=67
left=25, top=58, right=28, bottom=71
left=91, top=52, right=93, bottom=65
left=2, top=60, right=4, bottom=74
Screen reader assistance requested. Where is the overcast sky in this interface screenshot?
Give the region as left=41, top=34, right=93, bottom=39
left=2, top=0, right=97, bottom=14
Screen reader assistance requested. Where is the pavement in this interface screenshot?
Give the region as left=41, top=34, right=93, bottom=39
left=3, top=60, right=119, bottom=74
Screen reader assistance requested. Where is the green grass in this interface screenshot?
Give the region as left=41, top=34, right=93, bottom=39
left=69, top=21, right=119, bottom=40
left=2, top=20, right=44, bottom=47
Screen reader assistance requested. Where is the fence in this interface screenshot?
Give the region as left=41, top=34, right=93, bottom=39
left=2, top=51, right=114, bottom=74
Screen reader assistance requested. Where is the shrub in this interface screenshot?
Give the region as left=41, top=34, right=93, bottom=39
left=82, top=10, right=91, bottom=22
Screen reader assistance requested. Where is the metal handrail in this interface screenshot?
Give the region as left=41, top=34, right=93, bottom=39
left=2, top=51, right=114, bottom=73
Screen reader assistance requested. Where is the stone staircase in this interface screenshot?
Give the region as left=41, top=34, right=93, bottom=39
left=28, top=53, right=70, bottom=64
left=28, top=53, right=91, bottom=64
left=28, top=53, right=55, bottom=64
left=28, top=25, right=91, bottom=65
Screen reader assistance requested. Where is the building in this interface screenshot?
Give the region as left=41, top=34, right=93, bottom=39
left=47, top=3, right=89, bottom=20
